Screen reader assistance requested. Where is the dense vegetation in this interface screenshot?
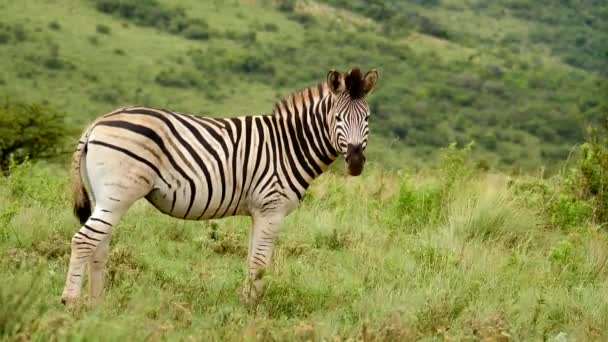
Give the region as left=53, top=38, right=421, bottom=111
left=0, top=102, right=73, bottom=171
left=1, top=144, right=607, bottom=340
left=0, top=0, right=605, bottom=171
left=1, top=0, right=607, bottom=340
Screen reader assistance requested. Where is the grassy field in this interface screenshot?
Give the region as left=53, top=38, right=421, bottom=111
left=2, top=147, right=607, bottom=340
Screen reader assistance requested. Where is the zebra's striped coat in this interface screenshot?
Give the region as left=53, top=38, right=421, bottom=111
left=61, top=68, right=378, bottom=304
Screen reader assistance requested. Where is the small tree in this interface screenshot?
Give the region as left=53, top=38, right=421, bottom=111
left=576, top=121, right=608, bottom=225
left=0, top=101, right=72, bottom=172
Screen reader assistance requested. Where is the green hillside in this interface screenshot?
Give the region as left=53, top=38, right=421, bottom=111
left=0, top=0, right=606, bottom=171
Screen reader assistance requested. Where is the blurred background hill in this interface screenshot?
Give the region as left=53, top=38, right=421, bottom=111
left=0, top=0, right=606, bottom=172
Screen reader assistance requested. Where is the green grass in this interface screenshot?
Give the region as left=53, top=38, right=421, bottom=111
left=1, top=157, right=607, bottom=340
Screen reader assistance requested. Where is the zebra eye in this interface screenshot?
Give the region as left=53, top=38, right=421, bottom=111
left=364, top=116, right=369, bottom=122
left=335, top=115, right=342, bottom=123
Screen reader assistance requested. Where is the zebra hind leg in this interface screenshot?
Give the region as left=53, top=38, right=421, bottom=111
left=88, top=231, right=111, bottom=303
left=61, top=204, right=128, bottom=305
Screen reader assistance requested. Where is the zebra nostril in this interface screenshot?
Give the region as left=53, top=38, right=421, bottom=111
left=347, top=144, right=363, bottom=155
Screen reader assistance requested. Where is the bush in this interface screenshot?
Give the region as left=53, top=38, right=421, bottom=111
left=90, top=86, right=122, bottom=104
left=395, top=175, right=442, bottom=228
left=48, top=21, right=61, bottom=31
left=181, top=19, right=210, bottom=40
left=43, top=44, right=69, bottom=70
left=573, top=129, right=608, bottom=224
left=224, top=30, right=256, bottom=44
left=438, top=142, right=477, bottom=195
left=96, top=23, right=111, bottom=35
left=155, top=68, right=199, bottom=88
left=0, top=102, right=73, bottom=172
left=94, top=0, right=211, bottom=41
left=417, top=16, right=449, bottom=39
left=0, top=23, right=27, bottom=44
left=0, top=273, right=45, bottom=337
left=277, top=0, right=297, bottom=12
left=263, top=23, right=279, bottom=32
left=235, top=55, right=275, bottom=76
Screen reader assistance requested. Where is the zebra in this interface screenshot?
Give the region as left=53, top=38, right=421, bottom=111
left=61, top=67, right=378, bottom=305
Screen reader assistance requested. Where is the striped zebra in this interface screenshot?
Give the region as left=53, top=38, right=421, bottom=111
left=61, top=67, right=378, bottom=305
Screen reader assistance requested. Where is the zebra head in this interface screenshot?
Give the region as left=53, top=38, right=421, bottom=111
left=326, top=67, right=378, bottom=176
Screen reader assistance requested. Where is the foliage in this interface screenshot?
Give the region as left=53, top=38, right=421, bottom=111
left=0, top=101, right=73, bottom=172
left=0, top=273, right=45, bottom=338
left=0, top=0, right=606, bottom=171
left=0, top=22, right=27, bottom=44
left=572, top=123, right=608, bottom=225
left=478, top=0, right=608, bottom=75
left=508, top=119, right=608, bottom=229
left=95, top=23, right=111, bottom=35
left=1, top=152, right=608, bottom=340
left=94, top=0, right=211, bottom=40
left=437, top=142, right=477, bottom=193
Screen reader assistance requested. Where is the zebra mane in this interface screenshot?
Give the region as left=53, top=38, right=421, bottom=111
left=271, top=67, right=367, bottom=116
left=344, top=67, right=366, bottom=99
left=272, top=82, right=326, bottom=117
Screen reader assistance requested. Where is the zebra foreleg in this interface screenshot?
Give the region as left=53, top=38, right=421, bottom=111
left=242, top=213, right=284, bottom=305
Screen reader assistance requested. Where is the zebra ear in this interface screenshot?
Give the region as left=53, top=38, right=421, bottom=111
left=362, top=69, right=378, bottom=96
left=327, top=70, right=346, bottom=95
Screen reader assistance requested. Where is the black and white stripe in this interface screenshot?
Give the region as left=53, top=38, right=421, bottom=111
left=61, top=67, right=378, bottom=304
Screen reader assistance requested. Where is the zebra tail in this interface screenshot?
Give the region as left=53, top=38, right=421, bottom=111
left=71, top=129, right=92, bottom=224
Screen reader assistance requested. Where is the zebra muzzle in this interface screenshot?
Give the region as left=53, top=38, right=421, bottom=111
left=345, top=144, right=365, bottom=176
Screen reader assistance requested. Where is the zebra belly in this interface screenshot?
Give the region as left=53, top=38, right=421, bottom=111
left=144, top=183, right=249, bottom=220
left=145, top=188, right=179, bottom=218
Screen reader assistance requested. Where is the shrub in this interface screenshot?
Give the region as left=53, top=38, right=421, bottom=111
left=155, top=68, right=199, bottom=88
left=43, top=44, right=70, bottom=71
left=96, top=23, right=111, bottom=35
left=181, top=19, right=210, bottom=40
left=417, top=16, right=449, bottom=39
left=573, top=129, right=608, bottom=224
left=94, top=0, right=211, bottom=41
left=223, top=30, right=257, bottom=45
left=263, top=23, right=279, bottom=32
left=48, top=21, right=61, bottom=31
left=44, top=58, right=64, bottom=70
left=395, top=175, right=442, bottom=229
left=0, top=273, right=45, bottom=337
left=0, top=101, right=73, bottom=172
left=438, top=142, right=477, bottom=196
left=277, top=0, right=297, bottom=12
left=0, top=31, right=9, bottom=45
left=288, top=12, right=316, bottom=26
left=0, top=23, right=27, bottom=44
left=235, top=55, right=275, bottom=76
left=90, top=86, right=122, bottom=104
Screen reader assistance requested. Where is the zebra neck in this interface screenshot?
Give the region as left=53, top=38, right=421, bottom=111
left=272, top=84, right=338, bottom=192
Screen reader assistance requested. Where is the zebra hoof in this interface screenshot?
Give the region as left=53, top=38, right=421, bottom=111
left=240, top=278, right=265, bottom=308
left=60, top=294, right=79, bottom=306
